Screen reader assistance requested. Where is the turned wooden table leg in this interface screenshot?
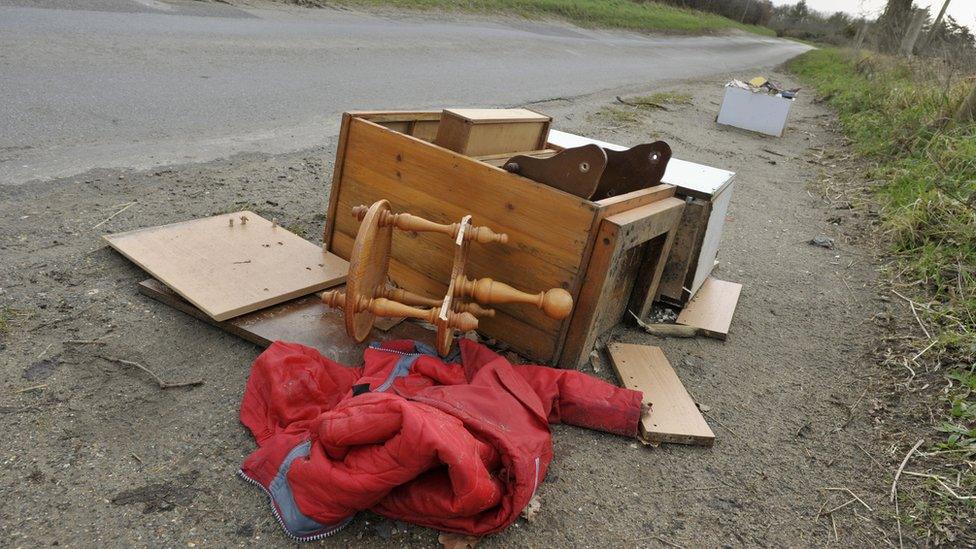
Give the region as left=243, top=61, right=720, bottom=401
left=352, top=204, right=508, bottom=244
left=453, top=276, right=573, bottom=320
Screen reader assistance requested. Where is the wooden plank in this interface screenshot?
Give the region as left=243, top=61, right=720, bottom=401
left=473, top=149, right=556, bottom=168
left=326, top=117, right=596, bottom=362
left=558, top=197, right=684, bottom=368
left=138, top=279, right=430, bottom=365
left=607, top=343, right=714, bottom=446
left=105, top=212, right=347, bottom=321
left=594, top=184, right=675, bottom=214
left=324, top=112, right=355, bottom=246
left=349, top=110, right=442, bottom=123
left=656, top=198, right=710, bottom=305
left=676, top=277, right=742, bottom=340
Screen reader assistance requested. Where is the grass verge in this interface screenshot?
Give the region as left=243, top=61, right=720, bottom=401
left=321, top=0, right=775, bottom=36
left=790, top=48, right=975, bottom=542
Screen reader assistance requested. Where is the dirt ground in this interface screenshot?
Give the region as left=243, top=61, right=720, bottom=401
left=1, top=64, right=917, bottom=547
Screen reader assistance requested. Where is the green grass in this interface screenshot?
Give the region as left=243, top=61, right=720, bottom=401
left=0, top=306, right=24, bottom=339
left=0, top=306, right=11, bottom=337
left=790, top=48, right=976, bottom=539
left=328, top=0, right=776, bottom=36
left=641, top=91, right=693, bottom=105
left=590, top=105, right=644, bottom=126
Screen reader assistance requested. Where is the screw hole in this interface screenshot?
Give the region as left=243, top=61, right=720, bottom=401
left=579, top=162, right=590, bottom=173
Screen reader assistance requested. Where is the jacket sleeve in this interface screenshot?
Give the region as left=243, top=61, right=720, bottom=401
left=240, top=341, right=363, bottom=445
left=512, top=365, right=643, bottom=438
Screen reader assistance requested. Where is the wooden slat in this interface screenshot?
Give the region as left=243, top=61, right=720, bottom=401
left=473, top=149, right=557, bottom=168
left=324, top=112, right=355, bottom=246
left=106, top=212, right=347, bottom=321
left=348, top=110, right=442, bottom=123
left=607, top=343, right=714, bottom=446
left=656, top=198, right=710, bottom=305
left=138, top=279, right=430, bottom=365
left=594, top=184, right=675, bottom=213
left=675, top=277, right=742, bottom=340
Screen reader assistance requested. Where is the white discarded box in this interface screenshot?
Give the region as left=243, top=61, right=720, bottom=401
left=716, top=85, right=794, bottom=137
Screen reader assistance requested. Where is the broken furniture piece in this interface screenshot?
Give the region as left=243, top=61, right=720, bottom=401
left=607, top=342, right=714, bottom=446
left=502, top=140, right=673, bottom=201
left=326, top=110, right=685, bottom=367
left=320, top=199, right=574, bottom=356
left=104, top=211, right=348, bottom=321
left=547, top=129, right=735, bottom=308
left=434, top=108, right=551, bottom=156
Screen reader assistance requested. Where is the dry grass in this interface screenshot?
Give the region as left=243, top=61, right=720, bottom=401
left=791, top=48, right=976, bottom=544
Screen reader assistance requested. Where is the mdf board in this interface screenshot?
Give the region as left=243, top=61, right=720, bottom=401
left=325, top=112, right=674, bottom=364
left=138, top=279, right=430, bottom=365
left=105, top=212, right=348, bottom=321
left=607, top=343, right=714, bottom=446
left=435, top=108, right=551, bottom=157
left=558, top=197, right=685, bottom=368
left=676, top=277, right=742, bottom=340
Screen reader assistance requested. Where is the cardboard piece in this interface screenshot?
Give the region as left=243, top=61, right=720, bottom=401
left=607, top=342, right=714, bottom=446
left=105, top=212, right=347, bottom=321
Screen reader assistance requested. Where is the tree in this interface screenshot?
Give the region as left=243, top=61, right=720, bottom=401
left=877, top=0, right=914, bottom=53
left=919, top=0, right=953, bottom=51
left=787, top=0, right=810, bottom=24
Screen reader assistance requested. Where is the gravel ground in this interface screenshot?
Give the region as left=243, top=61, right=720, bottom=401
left=0, top=68, right=911, bottom=547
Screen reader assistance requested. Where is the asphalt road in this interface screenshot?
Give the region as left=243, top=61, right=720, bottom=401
left=0, top=0, right=811, bottom=185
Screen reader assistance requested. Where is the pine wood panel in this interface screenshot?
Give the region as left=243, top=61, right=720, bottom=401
left=607, top=343, right=714, bottom=446
left=105, top=212, right=347, bottom=321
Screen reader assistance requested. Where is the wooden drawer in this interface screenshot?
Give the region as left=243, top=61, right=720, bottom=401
left=434, top=108, right=551, bottom=156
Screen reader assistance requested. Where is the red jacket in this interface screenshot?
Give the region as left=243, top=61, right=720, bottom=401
left=239, top=339, right=642, bottom=541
